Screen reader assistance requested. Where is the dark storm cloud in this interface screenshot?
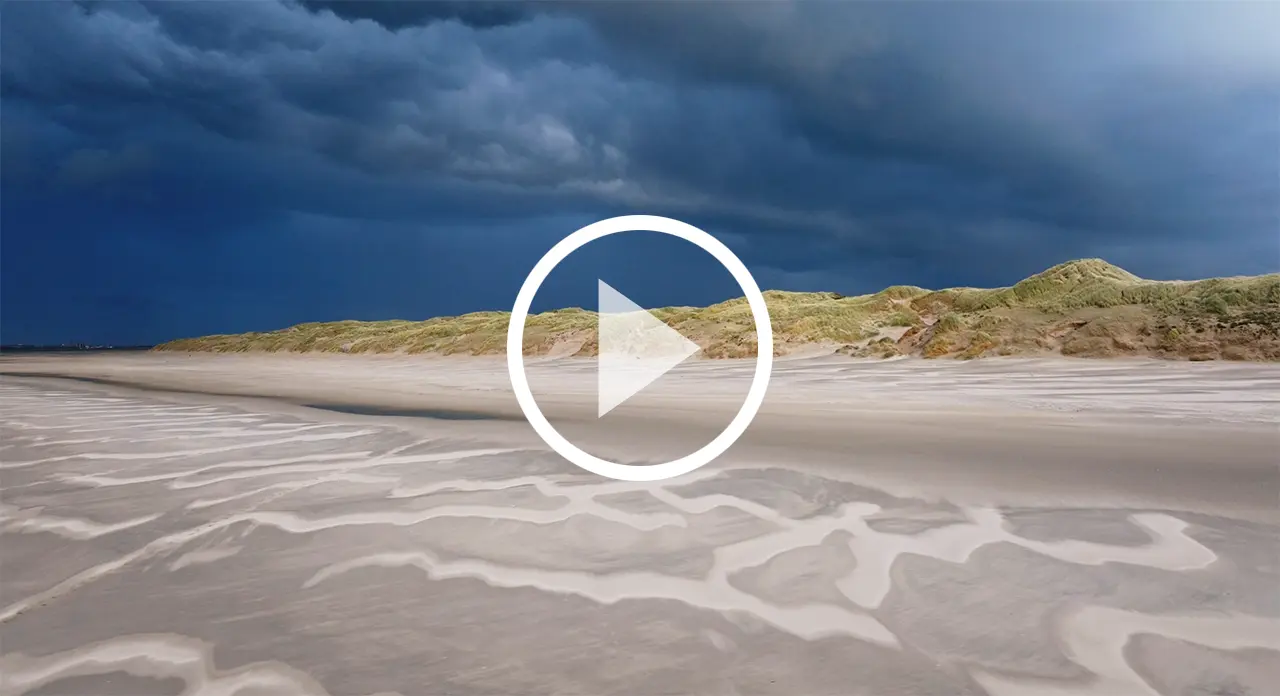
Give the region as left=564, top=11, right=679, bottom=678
left=2, top=0, right=1277, bottom=344
left=556, top=1, right=1280, bottom=257
left=299, top=0, right=530, bottom=30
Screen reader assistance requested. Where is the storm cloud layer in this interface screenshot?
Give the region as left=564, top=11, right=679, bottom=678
left=3, top=0, right=1277, bottom=344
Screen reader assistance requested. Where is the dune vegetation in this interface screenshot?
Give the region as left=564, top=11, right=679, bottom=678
left=156, top=259, right=1280, bottom=361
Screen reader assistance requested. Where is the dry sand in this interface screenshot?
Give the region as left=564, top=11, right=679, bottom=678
left=0, top=352, right=1277, bottom=695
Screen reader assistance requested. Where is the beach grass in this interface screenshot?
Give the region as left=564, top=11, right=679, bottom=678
left=156, top=259, right=1280, bottom=361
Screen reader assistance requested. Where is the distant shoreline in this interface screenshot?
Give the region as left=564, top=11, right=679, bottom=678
left=0, top=346, right=154, bottom=354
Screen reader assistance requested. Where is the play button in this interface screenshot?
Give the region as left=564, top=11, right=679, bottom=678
left=596, top=279, right=702, bottom=418
left=507, top=215, right=774, bottom=482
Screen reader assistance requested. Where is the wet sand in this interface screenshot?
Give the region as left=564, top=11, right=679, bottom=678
left=1, top=353, right=1277, bottom=695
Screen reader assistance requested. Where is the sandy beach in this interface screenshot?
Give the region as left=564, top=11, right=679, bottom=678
left=1, top=352, right=1277, bottom=695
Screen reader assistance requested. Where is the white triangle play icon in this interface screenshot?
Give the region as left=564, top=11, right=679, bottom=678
left=597, top=280, right=701, bottom=418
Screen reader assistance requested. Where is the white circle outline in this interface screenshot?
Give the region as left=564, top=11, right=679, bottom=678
left=506, top=215, right=774, bottom=482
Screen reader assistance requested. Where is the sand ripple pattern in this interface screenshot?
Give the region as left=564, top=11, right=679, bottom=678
left=1, top=380, right=1276, bottom=696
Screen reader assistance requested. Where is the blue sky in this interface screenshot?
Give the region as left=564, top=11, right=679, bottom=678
left=3, top=0, right=1277, bottom=344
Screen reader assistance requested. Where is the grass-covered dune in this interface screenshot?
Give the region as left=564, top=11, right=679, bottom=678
left=156, top=259, right=1280, bottom=361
